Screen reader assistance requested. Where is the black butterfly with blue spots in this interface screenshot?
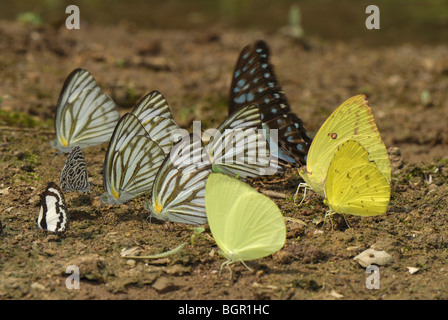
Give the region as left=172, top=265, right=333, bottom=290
left=228, top=40, right=311, bottom=166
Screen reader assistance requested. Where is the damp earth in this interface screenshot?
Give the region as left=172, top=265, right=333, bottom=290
left=1, top=7, right=448, bottom=300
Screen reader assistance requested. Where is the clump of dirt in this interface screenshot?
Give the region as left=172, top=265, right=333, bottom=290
left=1, top=20, right=448, bottom=300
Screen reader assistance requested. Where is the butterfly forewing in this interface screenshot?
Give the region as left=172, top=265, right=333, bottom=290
left=131, top=91, right=182, bottom=154
left=206, top=105, right=277, bottom=178
left=101, top=113, right=165, bottom=205
left=146, top=134, right=212, bottom=225
left=229, top=40, right=311, bottom=165
left=60, top=146, right=91, bottom=193
left=51, top=68, right=120, bottom=153
left=36, top=182, right=69, bottom=233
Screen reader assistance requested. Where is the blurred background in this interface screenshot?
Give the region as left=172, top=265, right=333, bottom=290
left=1, top=0, right=447, bottom=46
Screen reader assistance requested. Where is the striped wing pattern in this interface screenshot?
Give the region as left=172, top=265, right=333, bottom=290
left=60, top=146, right=91, bottom=193
left=131, top=91, right=182, bottom=154
left=101, top=113, right=165, bottom=205
left=206, top=105, right=276, bottom=179
left=145, top=134, right=212, bottom=225
left=51, top=68, right=120, bottom=153
left=36, top=182, right=69, bottom=233
left=229, top=40, right=311, bottom=166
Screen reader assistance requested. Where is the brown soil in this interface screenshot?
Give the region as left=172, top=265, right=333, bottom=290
left=1, top=19, right=448, bottom=301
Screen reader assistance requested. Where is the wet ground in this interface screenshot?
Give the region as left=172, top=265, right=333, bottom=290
left=1, top=9, right=448, bottom=300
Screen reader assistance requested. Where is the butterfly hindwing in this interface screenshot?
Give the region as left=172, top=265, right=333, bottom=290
left=229, top=40, right=311, bottom=166
left=205, top=173, right=286, bottom=263
left=206, top=105, right=276, bottom=179
left=325, top=140, right=390, bottom=216
left=101, top=113, right=165, bottom=205
left=145, top=133, right=212, bottom=225
left=60, top=146, right=91, bottom=193
left=51, top=68, right=120, bottom=153
left=36, top=182, right=69, bottom=233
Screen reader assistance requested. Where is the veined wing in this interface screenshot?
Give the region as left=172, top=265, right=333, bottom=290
left=131, top=90, right=182, bottom=154
left=101, top=113, right=165, bottom=205
left=145, top=134, right=212, bottom=225
left=51, top=68, right=120, bottom=153
left=206, top=105, right=277, bottom=178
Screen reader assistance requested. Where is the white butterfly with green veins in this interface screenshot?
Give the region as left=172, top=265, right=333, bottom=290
left=145, top=133, right=212, bottom=225
left=205, top=173, right=286, bottom=274
left=51, top=68, right=120, bottom=153
left=205, top=104, right=277, bottom=179
left=100, top=113, right=165, bottom=205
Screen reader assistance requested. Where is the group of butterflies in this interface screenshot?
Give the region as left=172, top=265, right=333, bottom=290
left=36, top=40, right=391, bottom=270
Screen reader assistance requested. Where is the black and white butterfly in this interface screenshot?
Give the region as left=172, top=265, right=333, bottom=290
left=100, top=113, right=166, bottom=205
left=51, top=68, right=120, bottom=153
left=36, top=182, right=69, bottom=234
left=228, top=40, right=311, bottom=166
left=60, top=146, right=91, bottom=193
left=145, top=133, right=212, bottom=225
left=204, top=104, right=277, bottom=179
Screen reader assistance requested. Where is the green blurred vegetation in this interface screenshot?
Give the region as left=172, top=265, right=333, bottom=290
left=0, top=0, right=446, bottom=45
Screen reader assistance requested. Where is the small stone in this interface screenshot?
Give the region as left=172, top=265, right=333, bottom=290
left=152, top=276, right=178, bottom=293
left=31, top=282, right=46, bottom=291
left=353, top=248, right=394, bottom=268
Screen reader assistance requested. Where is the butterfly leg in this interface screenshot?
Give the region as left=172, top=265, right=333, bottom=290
left=294, top=183, right=309, bottom=205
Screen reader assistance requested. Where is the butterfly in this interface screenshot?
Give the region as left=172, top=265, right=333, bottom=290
left=60, top=146, right=91, bottom=193
left=51, top=68, right=120, bottom=153
left=229, top=40, right=311, bottom=166
left=324, top=140, right=391, bottom=216
left=298, top=94, right=391, bottom=197
left=145, top=133, right=212, bottom=225
left=100, top=113, right=166, bottom=205
left=130, top=90, right=183, bottom=155
left=36, top=182, right=69, bottom=233
left=205, top=173, right=286, bottom=274
left=205, top=104, right=277, bottom=179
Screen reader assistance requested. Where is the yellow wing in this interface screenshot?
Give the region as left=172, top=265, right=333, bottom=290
left=299, top=94, right=390, bottom=197
left=325, top=140, right=390, bottom=216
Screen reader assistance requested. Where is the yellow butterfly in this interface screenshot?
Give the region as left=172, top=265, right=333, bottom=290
left=324, top=140, right=390, bottom=216
left=298, top=94, right=390, bottom=197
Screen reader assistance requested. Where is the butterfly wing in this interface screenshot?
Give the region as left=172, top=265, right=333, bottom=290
left=51, top=68, right=120, bottom=153
left=299, top=94, right=390, bottom=196
left=36, top=182, right=69, bottom=233
left=206, top=105, right=276, bottom=178
left=101, top=113, right=165, bottom=205
left=131, top=91, right=182, bottom=154
left=325, top=140, right=390, bottom=216
left=229, top=40, right=311, bottom=165
left=60, top=146, right=91, bottom=193
left=146, top=134, right=212, bottom=225
left=205, top=173, right=286, bottom=262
